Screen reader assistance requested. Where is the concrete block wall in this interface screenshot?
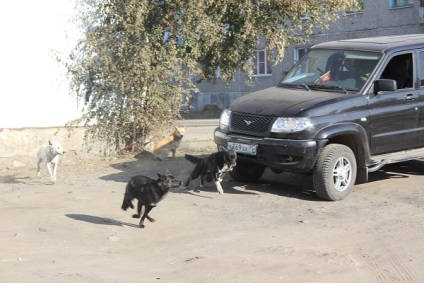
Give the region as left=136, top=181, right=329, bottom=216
left=0, top=127, right=102, bottom=169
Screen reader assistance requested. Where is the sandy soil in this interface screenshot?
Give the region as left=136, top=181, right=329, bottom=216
left=1, top=141, right=424, bottom=282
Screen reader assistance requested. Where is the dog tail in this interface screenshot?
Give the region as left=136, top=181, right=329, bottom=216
left=121, top=183, right=135, bottom=211
left=121, top=198, right=133, bottom=211
left=185, top=154, right=201, bottom=164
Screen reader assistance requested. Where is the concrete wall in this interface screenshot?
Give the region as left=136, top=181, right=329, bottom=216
left=0, top=127, right=101, bottom=169
left=0, top=121, right=218, bottom=169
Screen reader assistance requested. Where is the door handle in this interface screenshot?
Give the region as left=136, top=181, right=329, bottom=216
left=405, top=94, right=418, bottom=101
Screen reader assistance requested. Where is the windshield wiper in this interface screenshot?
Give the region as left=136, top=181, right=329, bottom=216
left=280, top=83, right=310, bottom=91
left=309, top=85, right=348, bottom=94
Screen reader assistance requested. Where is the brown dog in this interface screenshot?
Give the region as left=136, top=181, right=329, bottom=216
left=153, top=126, right=185, bottom=160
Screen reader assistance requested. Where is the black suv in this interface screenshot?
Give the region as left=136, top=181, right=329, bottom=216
left=214, top=34, right=424, bottom=201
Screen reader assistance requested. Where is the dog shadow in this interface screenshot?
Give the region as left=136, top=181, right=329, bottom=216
left=0, top=174, right=55, bottom=186
left=0, top=175, right=29, bottom=184
left=99, top=153, right=188, bottom=183
left=180, top=183, right=258, bottom=195
left=65, top=214, right=138, bottom=228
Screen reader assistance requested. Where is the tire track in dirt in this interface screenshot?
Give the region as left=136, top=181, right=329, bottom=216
left=379, top=238, right=416, bottom=282
left=363, top=238, right=417, bottom=282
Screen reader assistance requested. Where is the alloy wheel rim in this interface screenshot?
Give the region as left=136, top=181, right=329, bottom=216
left=332, top=157, right=352, bottom=192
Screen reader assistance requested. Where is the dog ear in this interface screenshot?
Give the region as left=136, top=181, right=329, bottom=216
left=49, top=140, right=53, bottom=146
left=157, top=173, right=166, bottom=180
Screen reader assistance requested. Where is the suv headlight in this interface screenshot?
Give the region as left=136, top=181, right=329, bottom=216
left=271, top=117, right=311, bottom=133
left=219, top=109, right=231, bottom=131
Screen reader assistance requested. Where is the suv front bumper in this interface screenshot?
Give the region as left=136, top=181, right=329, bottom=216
left=214, top=128, right=326, bottom=172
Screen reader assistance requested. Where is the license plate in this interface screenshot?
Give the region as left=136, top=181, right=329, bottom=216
left=228, top=142, right=257, bottom=155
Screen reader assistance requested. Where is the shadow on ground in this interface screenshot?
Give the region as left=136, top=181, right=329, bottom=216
left=367, top=160, right=424, bottom=182
left=98, top=152, right=424, bottom=201
left=65, top=213, right=138, bottom=228
left=99, top=151, right=187, bottom=183
left=0, top=175, right=29, bottom=184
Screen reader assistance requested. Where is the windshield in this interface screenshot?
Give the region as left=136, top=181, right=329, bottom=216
left=281, top=49, right=382, bottom=92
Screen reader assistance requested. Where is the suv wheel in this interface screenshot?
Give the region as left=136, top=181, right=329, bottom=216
left=313, top=144, right=357, bottom=201
left=229, top=159, right=265, bottom=182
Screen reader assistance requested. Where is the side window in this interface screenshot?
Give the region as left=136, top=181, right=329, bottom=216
left=380, top=53, right=413, bottom=89
left=419, top=51, right=424, bottom=86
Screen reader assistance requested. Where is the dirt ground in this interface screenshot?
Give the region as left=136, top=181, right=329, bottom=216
left=1, top=139, right=424, bottom=282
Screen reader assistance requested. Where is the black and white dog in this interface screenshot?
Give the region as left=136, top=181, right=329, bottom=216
left=121, top=170, right=182, bottom=228
left=185, top=146, right=237, bottom=194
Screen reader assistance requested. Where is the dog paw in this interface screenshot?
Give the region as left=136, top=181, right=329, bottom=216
left=139, top=224, right=145, bottom=228
left=132, top=214, right=140, bottom=218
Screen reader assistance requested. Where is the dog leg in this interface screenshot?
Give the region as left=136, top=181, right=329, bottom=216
left=37, top=158, right=42, bottom=177
left=46, top=162, right=54, bottom=182
left=52, top=162, right=58, bottom=182
left=132, top=201, right=142, bottom=218
left=185, top=176, right=192, bottom=187
left=214, top=181, right=224, bottom=194
left=139, top=206, right=154, bottom=228
left=171, top=148, right=176, bottom=158
left=200, top=175, right=205, bottom=188
left=213, top=173, right=224, bottom=194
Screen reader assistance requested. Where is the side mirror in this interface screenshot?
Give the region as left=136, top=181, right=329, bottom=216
left=373, top=79, right=397, bottom=95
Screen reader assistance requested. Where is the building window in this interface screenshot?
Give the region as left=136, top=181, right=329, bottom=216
left=345, top=0, right=364, bottom=14
left=252, top=50, right=272, bottom=76
left=420, top=0, right=424, bottom=24
left=389, top=0, right=413, bottom=9
left=295, top=48, right=309, bottom=63
left=299, top=14, right=309, bottom=21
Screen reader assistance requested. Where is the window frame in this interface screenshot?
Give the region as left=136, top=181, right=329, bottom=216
left=418, top=50, right=424, bottom=87
left=294, top=47, right=309, bottom=63
left=389, top=0, right=414, bottom=9
left=251, top=50, right=272, bottom=77
left=344, top=0, right=364, bottom=14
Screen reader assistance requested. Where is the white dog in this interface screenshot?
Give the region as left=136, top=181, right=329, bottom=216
left=36, top=140, right=65, bottom=182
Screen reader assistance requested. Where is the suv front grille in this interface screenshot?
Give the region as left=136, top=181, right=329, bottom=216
left=231, top=112, right=273, bottom=134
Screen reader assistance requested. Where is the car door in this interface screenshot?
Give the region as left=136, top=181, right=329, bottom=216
left=368, top=52, right=420, bottom=155
left=416, top=49, right=424, bottom=147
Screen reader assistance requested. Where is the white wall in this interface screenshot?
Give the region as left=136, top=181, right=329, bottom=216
left=0, top=0, right=82, bottom=128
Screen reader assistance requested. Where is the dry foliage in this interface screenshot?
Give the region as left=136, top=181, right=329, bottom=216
left=61, top=0, right=360, bottom=153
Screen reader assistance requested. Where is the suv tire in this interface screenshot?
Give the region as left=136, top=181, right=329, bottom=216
left=313, top=144, right=357, bottom=201
left=229, top=159, right=265, bottom=182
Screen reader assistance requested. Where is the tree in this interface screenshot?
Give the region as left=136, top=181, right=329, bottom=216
left=63, top=0, right=360, bottom=153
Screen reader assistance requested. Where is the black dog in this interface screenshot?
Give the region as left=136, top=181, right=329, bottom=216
left=185, top=147, right=237, bottom=194
left=121, top=170, right=182, bottom=228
